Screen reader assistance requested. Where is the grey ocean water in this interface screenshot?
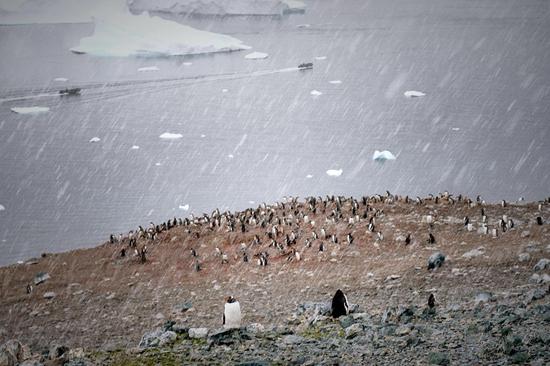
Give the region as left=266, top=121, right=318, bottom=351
left=0, top=0, right=549, bottom=265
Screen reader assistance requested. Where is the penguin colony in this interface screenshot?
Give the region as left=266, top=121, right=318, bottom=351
left=106, top=193, right=548, bottom=272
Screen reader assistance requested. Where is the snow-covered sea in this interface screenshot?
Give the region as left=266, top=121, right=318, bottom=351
left=1, top=0, right=549, bottom=265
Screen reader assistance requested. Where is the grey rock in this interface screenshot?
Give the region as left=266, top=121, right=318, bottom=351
left=246, top=323, right=265, bottom=334
left=188, top=327, right=209, bottom=339
left=43, top=292, right=56, bottom=299
left=529, top=274, right=543, bottom=284
left=138, top=329, right=163, bottom=348
left=525, top=288, right=547, bottom=304
left=0, top=340, right=25, bottom=363
left=282, top=334, right=304, bottom=345
left=0, top=348, right=16, bottom=366
left=338, top=315, right=355, bottom=329
left=520, top=230, right=531, bottom=238
left=344, top=323, right=363, bottom=339
left=475, top=292, right=493, bottom=304
left=428, top=252, right=446, bottom=270
left=19, top=361, right=45, bottom=366
left=171, top=323, right=188, bottom=334
left=33, top=272, right=50, bottom=285
left=158, top=331, right=177, bottom=347
left=48, top=344, right=69, bottom=360
left=518, top=253, right=531, bottom=262
left=395, top=324, right=413, bottom=336
left=175, top=302, right=193, bottom=313
left=533, top=258, right=549, bottom=271
left=428, top=352, right=450, bottom=365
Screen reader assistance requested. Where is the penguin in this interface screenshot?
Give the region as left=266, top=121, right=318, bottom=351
left=368, top=222, right=375, bottom=233
left=536, top=216, right=543, bottom=225
left=501, top=200, right=507, bottom=207
left=428, top=233, right=436, bottom=244
left=507, top=218, right=514, bottom=229
left=26, top=284, right=33, bottom=294
left=140, top=246, right=147, bottom=263
left=463, top=216, right=470, bottom=226
left=346, top=233, right=354, bottom=245
left=319, top=242, right=325, bottom=252
left=243, top=252, right=248, bottom=263
left=405, top=234, right=411, bottom=245
left=194, top=260, right=201, bottom=272
left=331, top=289, right=349, bottom=318
left=223, top=296, right=241, bottom=329
left=376, top=231, right=384, bottom=241
left=191, top=248, right=197, bottom=257
left=120, top=248, right=126, bottom=258
left=428, top=293, right=435, bottom=308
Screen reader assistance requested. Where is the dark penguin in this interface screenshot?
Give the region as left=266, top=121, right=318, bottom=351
left=405, top=234, right=411, bottom=245
left=428, top=293, right=435, bottom=308
left=26, top=284, right=33, bottom=294
left=428, top=233, right=436, bottom=244
left=536, top=216, right=543, bottom=225
left=120, top=248, right=126, bottom=258
left=331, top=289, right=349, bottom=318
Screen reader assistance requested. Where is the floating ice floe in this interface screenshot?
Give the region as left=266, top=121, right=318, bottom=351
left=155, top=162, right=162, bottom=166
left=404, top=90, right=426, bottom=98
left=70, top=1, right=250, bottom=57
left=451, top=127, right=460, bottom=131
left=138, top=66, right=159, bottom=72
left=245, top=51, right=268, bottom=59
left=222, top=89, right=228, bottom=93
left=326, top=169, right=343, bottom=177
left=228, top=154, right=234, bottom=159
left=329, top=80, right=342, bottom=84
left=306, top=174, right=313, bottom=179
left=372, top=150, right=396, bottom=162
left=315, top=56, right=327, bottom=60
left=131, top=145, right=140, bottom=149
left=10, top=106, right=49, bottom=114
left=296, top=23, right=311, bottom=28
left=200, top=134, right=206, bottom=138
left=0, top=204, right=5, bottom=211
left=183, top=62, right=192, bottom=66
left=54, top=77, right=68, bottom=82
left=282, top=0, right=306, bottom=12
left=179, top=204, right=189, bottom=211
left=159, top=132, right=183, bottom=140
left=310, top=90, right=322, bottom=96
left=89, top=137, right=101, bottom=143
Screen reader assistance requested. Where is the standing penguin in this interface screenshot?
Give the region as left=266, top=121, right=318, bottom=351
left=223, top=296, right=241, bottom=329
left=331, top=289, right=349, bottom=318
left=428, top=293, right=435, bottom=308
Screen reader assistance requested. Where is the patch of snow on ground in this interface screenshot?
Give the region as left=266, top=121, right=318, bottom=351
left=159, top=132, right=183, bottom=140
left=245, top=51, right=268, bottom=59
left=10, top=106, right=49, bottom=114
left=326, top=169, right=343, bottom=177
left=404, top=90, right=426, bottom=98
left=372, top=150, right=396, bottom=162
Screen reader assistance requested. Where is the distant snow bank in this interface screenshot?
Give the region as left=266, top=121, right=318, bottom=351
left=11, top=106, right=49, bottom=114
left=127, top=0, right=305, bottom=16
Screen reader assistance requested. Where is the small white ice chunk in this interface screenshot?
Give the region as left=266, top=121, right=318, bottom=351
left=372, top=150, right=396, bottom=162
left=228, top=154, right=234, bottom=158
left=179, top=204, right=189, bottom=210
left=0, top=204, right=5, bottom=211
left=326, top=169, right=343, bottom=177
left=222, top=89, right=228, bottom=93
left=306, top=174, right=313, bottom=179
left=404, top=90, right=426, bottom=98
left=310, top=90, right=322, bottom=96
left=11, top=106, right=50, bottom=114
left=54, top=77, right=68, bottom=82
left=245, top=51, right=268, bottom=59
left=131, top=145, right=140, bottom=149
left=183, top=62, right=192, bottom=66
left=315, top=56, right=327, bottom=60
left=451, top=127, right=460, bottom=131
left=89, top=137, right=101, bottom=143
left=329, top=80, right=342, bottom=84
left=138, top=66, right=159, bottom=72
left=159, top=132, right=183, bottom=140
left=296, top=24, right=311, bottom=28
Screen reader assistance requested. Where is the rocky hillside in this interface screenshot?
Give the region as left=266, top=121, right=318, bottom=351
left=0, top=194, right=549, bottom=365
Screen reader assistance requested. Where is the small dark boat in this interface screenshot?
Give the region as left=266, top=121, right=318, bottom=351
left=298, top=62, right=313, bottom=70
left=59, top=88, right=81, bottom=96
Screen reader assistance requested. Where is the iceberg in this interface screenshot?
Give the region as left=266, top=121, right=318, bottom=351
left=310, top=90, right=322, bottom=96
left=179, top=204, right=189, bottom=211
left=404, top=90, right=426, bottom=98
left=245, top=51, right=268, bottom=60
left=159, top=132, right=183, bottom=139
left=326, top=169, right=343, bottom=177
left=89, top=137, right=101, bottom=143
left=138, top=66, right=159, bottom=72
left=131, top=145, right=140, bottom=149
left=329, top=80, right=342, bottom=84
left=127, top=0, right=303, bottom=16
left=70, top=1, right=249, bottom=57
left=372, top=150, right=396, bottom=162
left=0, top=204, right=5, bottom=211
left=11, top=106, right=49, bottom=114
left=306, top=174, right=313, bottom=179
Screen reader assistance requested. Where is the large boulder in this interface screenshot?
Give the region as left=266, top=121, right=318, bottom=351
left=428, top=252, right=446, bottom=270
left=188, top=328, right=209, bottom=339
